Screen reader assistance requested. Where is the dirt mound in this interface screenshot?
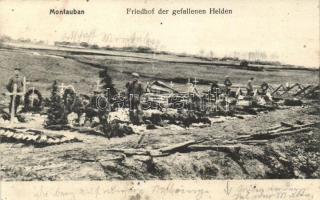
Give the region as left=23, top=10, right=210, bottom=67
left=0, top=127, right=82, bottom=147
left=93, top=120, right=320, bottom=180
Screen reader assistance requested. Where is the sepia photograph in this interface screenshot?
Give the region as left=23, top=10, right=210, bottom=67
left=0, top=0, right=319, bottom=190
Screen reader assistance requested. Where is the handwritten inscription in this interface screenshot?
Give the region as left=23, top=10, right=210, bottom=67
left=61, top=30, right=162, bottom=49
left=24, top=181, right=318, bottom=200
left=32, top=183, right=209, bottom=200
left=233, top=184, right=314, bottom=200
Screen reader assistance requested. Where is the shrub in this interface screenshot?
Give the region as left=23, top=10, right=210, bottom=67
left=45, top=81, right=67, bottom=127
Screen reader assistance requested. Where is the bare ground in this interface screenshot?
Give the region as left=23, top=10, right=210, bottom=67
left=1, top=101, right=319, bottom=180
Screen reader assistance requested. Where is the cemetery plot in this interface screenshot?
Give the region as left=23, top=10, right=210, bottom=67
left=0, top=44, right=319, bottom=180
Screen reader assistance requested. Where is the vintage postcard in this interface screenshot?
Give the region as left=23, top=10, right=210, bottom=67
left=0, top=0, right=319, bottom=199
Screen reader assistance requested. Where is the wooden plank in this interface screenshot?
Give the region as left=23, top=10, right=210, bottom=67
left=187, top=145, right=241, bottom=152
left=280, top=122, right=295, bottom=128
left=239, top=140, right=268, bottom=144
left=271, top=127, right=312, bottom=137
left=159, top=140, right=203, bottom=153
left=271, top=84, right=285, bottom=95
left=304, top=85, right=319, bottom=97
left=293, top=85, right=312, bottom=96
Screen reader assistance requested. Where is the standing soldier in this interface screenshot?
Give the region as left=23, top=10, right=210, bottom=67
left=224, top=75, right=232, bottom=95
left=246, top=77, right=255, bottom=96
left=6, top=67, right=24, bottom=116
left=126, top=73, right=144, bottom=124
left=210, top=81, right=220, bottom=93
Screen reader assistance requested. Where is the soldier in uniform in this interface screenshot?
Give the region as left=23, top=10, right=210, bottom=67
left=86, top=89, right=107, bottom=124
left=209, top=81, right=220, bottom=103
left=224, top=75, right=232, bottom=95
left=210, top=81, right=220, bottom=94
left=246, top=77, right=255, bottom=96
left=126, top=73, right=144, bottom=124
left=6, top=67, right=24, bottom=115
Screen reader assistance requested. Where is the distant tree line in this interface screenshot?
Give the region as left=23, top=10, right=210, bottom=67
left=0, top=33, right=284, bottom=67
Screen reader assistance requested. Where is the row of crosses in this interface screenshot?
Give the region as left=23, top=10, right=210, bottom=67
left=5, top=76, right=221, bottom=125
left=6, top=77, right=79, bottom=126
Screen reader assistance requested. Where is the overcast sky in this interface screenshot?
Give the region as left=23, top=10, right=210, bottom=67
left=0, top=0, right=319, bottom=68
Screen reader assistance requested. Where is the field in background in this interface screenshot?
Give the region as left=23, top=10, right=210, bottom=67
left=0, top=43, right=318, bottom=100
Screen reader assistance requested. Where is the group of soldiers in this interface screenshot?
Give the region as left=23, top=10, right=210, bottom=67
left=124, top=73, right=270, bottom=124
left=3, top=68, right=145, bottom=125
left=210, top=75, right=268, bottom=97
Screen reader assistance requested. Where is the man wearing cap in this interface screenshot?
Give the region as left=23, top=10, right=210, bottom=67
left=224, top=76, right=232, bottom=95
left=126, top=72, right=144, bottom=124
left=6, top=67, right=24, bottom=115
left=246, top=77, right=255, bottom=96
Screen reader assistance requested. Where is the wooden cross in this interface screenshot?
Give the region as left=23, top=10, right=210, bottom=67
left=22, top=77, right=35, bottom=104
left=187, top=78, right=192, bottom=93
left=187, top=78, right=191, bottom=85
left=106, top=88, right=110, bottom=101
left=5, top=83, right=25, bottom=125
left=187, top=77, right=199, bottom=94
left=225, top=95, right=229, bottom=111
left=59, top=83, right=76, bottom=95
left=29, top=87, right=37, bottom=106
left=170, top=81, right=174, bottom=88
left=193, top=77, right=199, bottom=87
left=23, top=77, right=31, bottom=95
left=58, top=83, right=66, bottom=96
left=96, top=78, right=103, bottom=91
left=215, top=88, right=219, bottom=111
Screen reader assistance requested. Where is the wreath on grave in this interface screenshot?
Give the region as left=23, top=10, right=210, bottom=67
left=258, top=82, right=269, bottom=95
left=261, top=82, right=269, bottom=91
left=23, top=88, right=43, bottom=112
